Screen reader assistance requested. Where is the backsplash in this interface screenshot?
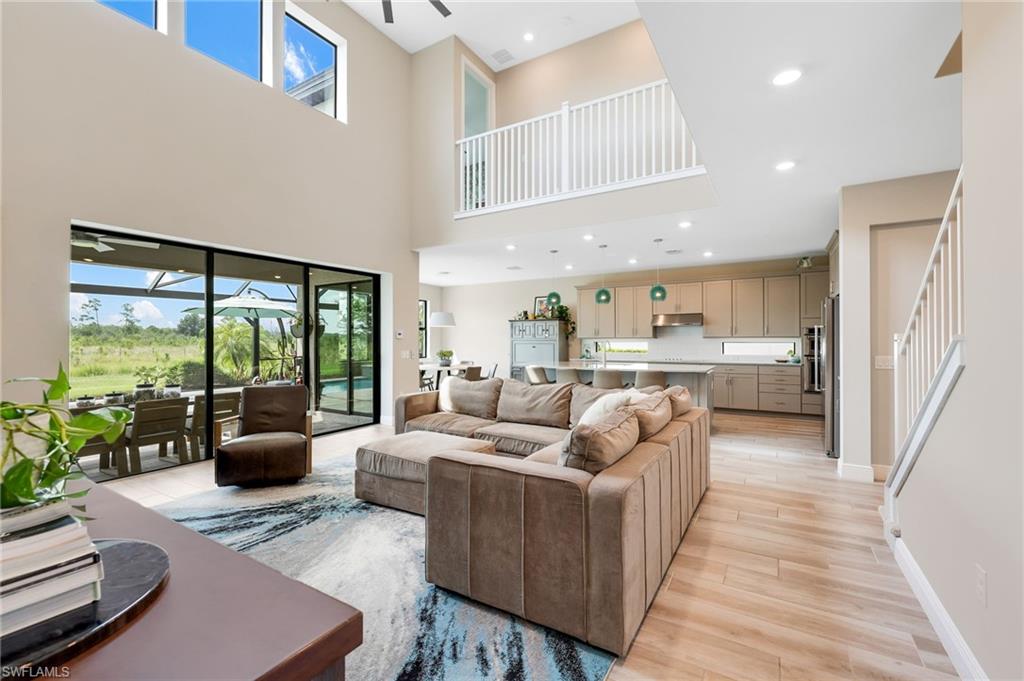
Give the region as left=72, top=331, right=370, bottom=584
left=584, top=326, right=803, bottom=363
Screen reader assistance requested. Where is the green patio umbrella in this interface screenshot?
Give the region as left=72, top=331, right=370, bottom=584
left=184, top=296, right=297, bottom=379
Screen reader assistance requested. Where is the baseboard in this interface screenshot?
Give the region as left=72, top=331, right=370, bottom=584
left=872, top=464, right=891, bottom=482
left=838, top=461, right=874, bottom=482
left=888, top=535, right=988, bottom=680
left=379, top=414, right=394, bottom=427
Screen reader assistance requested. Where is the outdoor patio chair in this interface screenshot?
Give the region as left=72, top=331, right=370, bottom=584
left=187, top=392, right=242, bottom=461
left=126, top=397, right=189, bottom=472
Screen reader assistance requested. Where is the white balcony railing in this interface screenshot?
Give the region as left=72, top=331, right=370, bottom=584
left=887, top=167, right=966, bottom=497
left=455, top=79, right=704, bottom=217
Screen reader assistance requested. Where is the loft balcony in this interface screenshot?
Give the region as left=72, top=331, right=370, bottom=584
left=455, top=79, right=706, bottom=218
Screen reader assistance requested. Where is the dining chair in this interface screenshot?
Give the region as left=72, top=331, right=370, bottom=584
left=485, top=363, right=498, bottom=379
left=593, top=369, right=625, bottom=390
left=419, top=369, right=435, bottom=392
left=188, top=392, right=242, bottom=462
left=462, top=366, right=482, bottom=381
left=634, top=370, right=667, bottom=390
left=556, top=368, right=582, bottom=384
left=126, top=397, right=189, bottom=472
left=525, top=366, right=551, bottom=385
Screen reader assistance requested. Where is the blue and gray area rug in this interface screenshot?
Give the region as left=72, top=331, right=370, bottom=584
left=156, top=454, right=615, bottom=681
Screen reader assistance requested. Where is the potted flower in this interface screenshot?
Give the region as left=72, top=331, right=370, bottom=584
left=437, top=350, right=454, bottom=367
left=1, top=364, right=131, bottom=510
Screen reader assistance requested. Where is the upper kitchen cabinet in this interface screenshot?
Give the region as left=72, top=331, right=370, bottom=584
left=800, top=271, right=829, bottom=327
left=614, top=286, right=654, bottom=338
left=764, top=276, right=800, bottom=337
left=702, top=280, right=733, bottom=337
left=732, top=278, right=765, bottom=337
left=577, top=288, right=616, bottom=338
left=652, top=282, right=703, bottom=315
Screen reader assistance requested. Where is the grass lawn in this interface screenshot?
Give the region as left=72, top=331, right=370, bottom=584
left=70, top=341, right=202, bottom=397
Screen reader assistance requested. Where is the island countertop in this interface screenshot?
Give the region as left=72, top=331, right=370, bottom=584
left=530, top=360, right=716, bottom=373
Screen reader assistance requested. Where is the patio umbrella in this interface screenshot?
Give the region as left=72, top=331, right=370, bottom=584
left=184, top=296, right=298, bottom=379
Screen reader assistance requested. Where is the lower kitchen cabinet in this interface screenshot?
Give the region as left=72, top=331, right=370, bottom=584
left=712, top=367, right=759, bottom=409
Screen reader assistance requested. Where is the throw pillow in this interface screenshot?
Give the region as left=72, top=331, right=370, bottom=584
left=559, top=407, right=640, bottom=474
left=439, top=376, right=503, bottom=420
left=577, top=391, right=632, bottom=426
left=629, top=393, right=673, bottom=440
left=496, top=380, right=573, bottom=428
left=569, top=384, right=621, bottom=427
left=663, top=385, right=694, bottom=417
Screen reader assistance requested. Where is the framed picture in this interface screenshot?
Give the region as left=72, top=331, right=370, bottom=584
left=533, top=296, right=552, bottom=319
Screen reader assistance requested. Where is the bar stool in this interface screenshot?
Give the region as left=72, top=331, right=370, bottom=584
left=525, top=366, right=552, bottom=385
left=593, top=369, right=624, bottom=389
left=634, top=370, right=667, bottom=390
left=462, top=366, right=482, bottom=381
left=556, top=368, right=582, bottom=384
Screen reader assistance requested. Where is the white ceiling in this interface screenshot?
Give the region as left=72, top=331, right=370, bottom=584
left=419, top=2, right=962, bottom=288
left=342, top=0, right=639, bottom=70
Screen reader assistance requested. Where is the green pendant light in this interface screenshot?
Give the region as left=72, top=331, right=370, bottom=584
left=649, top=238, right=667, bottom=301
left=595, top=244, right=612, bottom=304
left=545, top=249, right=562, bottom=308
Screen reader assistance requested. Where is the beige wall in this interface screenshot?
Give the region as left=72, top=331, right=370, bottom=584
left=0, top=1, right=420, bottom=418
left=495, top=20, right=665, bottom=126
left=897, top=3, right=1023, bottom=678
left=838, top=170, right=958, bottom=481
left=441, top=257, right=826, bottom=378
left=869, top=222, right=939, bottom=468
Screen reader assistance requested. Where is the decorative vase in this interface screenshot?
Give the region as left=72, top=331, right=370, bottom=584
left=439, top=359, right=451, bottom=367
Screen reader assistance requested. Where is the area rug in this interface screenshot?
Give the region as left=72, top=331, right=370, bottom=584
left=155, top=453, right=615, bottom=681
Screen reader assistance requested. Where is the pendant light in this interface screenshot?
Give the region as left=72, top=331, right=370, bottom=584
left=545, top=249, right=562, bottom=308
left=595, top=244, right=612, bottom=304
left=649, top=238, right=667, bottom=301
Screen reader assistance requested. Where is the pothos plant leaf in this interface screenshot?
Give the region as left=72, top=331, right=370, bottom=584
left=0, top=459, right=40, bottom=507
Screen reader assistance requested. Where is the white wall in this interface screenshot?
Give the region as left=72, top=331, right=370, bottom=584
left=0, top=1, right=420, bottom=418
left=418, top=283, right=445, bottom=359
left=895, top=3, right=1023, bottom=678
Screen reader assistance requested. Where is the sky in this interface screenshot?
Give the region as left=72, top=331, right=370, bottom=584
left=98, top=0, right=335, bottom=88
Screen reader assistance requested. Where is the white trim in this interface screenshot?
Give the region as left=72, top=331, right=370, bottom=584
left=460, top=56, right=496, bottom=138
left=156, top=0, right=169, bottom=35
left=888, top=535, right=989, bottom=681
left=260, top=0, right=275, bottom=88
left=838, top=461, right=874, bottom=483
left=284, top=1, right=348, bottom=124
left=872, top=464, right=891, bottom=482
left=453, top=166, right=707, bottom=219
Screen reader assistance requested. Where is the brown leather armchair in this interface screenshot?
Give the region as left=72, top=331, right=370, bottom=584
left=214, top=385, right=312, bottom=487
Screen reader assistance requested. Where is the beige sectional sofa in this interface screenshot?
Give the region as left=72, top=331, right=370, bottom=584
left=391, top=377, right=711, bottom=656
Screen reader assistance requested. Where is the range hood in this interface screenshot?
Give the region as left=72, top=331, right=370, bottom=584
left=652, top=313, right=704, bottom=327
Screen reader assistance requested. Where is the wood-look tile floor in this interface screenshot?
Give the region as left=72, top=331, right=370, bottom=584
left=610, top=411, right=956, bottom=681
left=105, top=414, right=955, bottom=681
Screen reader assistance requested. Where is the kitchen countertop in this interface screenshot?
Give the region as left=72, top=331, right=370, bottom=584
left=534, top=360, right=715, bottom=373
left=569, top=358, right=804, bottom=368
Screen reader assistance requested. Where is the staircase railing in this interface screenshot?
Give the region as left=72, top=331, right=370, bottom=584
left=887, top=167, right=965, bottom=497
left=455, top=79, right=704, bottom=217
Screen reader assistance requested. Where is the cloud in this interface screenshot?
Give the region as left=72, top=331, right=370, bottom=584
left=70, top=292, right=89, bottom=320
left=131, top=300, right=169, bottom=327
left=284, top=40, right=317, bottom=86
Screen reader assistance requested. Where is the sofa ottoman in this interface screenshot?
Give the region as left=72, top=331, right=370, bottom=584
left=354, top=431, right=496, bottom=514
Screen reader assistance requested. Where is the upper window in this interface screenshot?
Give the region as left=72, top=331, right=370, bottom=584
left=722, top=341, right=797, bottom=356
left=418, top=300, right=429, bottom=359
left=185, top=0, right=262, bottom=81
left=284, top=4, right=346, bottom=123
left=97, top=0, right=156, bottom=29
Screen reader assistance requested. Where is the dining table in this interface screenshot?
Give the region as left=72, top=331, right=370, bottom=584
left=419, top=362, right=473, bottom=389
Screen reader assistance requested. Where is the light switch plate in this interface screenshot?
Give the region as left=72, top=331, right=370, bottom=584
left=875, top=355, right=894, bottom=370
left=400, top=350, right=411, bottom=360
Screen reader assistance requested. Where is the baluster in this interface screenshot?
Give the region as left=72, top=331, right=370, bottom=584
left=650, top=86, right=656, bottom=175
left=956, top=196, right=964, bottom=334
left=641, top=89, right=647, bottom=176
left=588, top=104, right=595, bottom=189
left=670, top=90, right=677, bottom=171
left=632, top=92, right=638, bottom=180
left=660, top=83, right=667, bottom=174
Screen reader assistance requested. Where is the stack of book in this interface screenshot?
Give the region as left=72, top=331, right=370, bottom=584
left=1, top=499, right=103, bottom=635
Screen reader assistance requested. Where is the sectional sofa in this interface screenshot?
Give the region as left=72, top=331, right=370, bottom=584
left=385, top=378, right=710, bottom=655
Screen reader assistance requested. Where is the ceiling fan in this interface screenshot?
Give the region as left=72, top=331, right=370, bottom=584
left=381, top=0, right=450, bottom=24
left=71, top=230, right=160, bottom=253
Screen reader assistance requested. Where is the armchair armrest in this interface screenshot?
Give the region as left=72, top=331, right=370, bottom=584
left=212, top=416, right=240, bottom=450
left=394, top=391, right=439, bottom=434
left=425, top=451, right=593, bottom=641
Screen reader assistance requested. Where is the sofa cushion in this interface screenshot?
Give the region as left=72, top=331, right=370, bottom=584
left=630, top=393, right=673, bottom=441
left=559, top=408, right=640, bottom=474
left=440, top=376, right=503, bottom=420
left=405, top=412, right=496, bottom=438
left=569, top=384, right=621, bottom=427
left=355, top=431, right=495, bottom=483
left=524, top=442, right=562, bottom=465
left=664, top=385, right=694, bottom=417
left=475, top=422, right=569, bottom=457
left=578, top=391, right=632, bottom=427
left=497, top=380, right=572, bottom=428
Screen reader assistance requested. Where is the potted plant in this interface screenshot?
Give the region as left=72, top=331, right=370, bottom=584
left=437, top=350, right=454, bottom=367
left=1, top=364, right=131, bottom=509
left=787, top=349, right=801, bottom=364
left=551, top=304, right=577, bottom=340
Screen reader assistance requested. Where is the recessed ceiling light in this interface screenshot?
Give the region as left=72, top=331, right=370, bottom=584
left=775, top=160, right=796, bottom=171
left=703, top=251, right=713, bottom=258
left=273, top=275, right=282, bottom=279
left=505, top=244, right=516, bottom=251
left=772, top=69, right=802, bottom=86
left=177, top=269, right=186, bottom=273
left=582, top=234, right=594, bottom=241
left=83, top=257, right=94, bottom=263
left=523, top=32, right=534, bottom=42
left=628, top=258, right=638, bottom=265
left=564, top=264, right=573, bottom=270
left=678, top=221, right=692, bottom=229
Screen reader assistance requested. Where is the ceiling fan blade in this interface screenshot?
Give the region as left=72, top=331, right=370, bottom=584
left=93, top=241, right=115, bottom=253
left=101, top=237, right=160, bottom=249
left=382, top=0, right=393, bottom=23
left=428, top=0, right=451, bottom=18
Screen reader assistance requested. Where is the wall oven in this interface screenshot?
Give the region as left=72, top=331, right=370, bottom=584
left=802, top=326, right=823, bottom=393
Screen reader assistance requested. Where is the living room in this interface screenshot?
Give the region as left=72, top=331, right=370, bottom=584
left=1, top=1, right=1021, bottom=680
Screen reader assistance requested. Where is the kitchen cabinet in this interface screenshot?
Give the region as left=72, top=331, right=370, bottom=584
left=702, top=280, right=733, bottom=337
left=509, top=321, right=568, bottom=382
left=653, top=282, right=703, bottom=315
left=732, top=278, right=765, bottom=337
left=615, top=286, right=653, bottom=338
left=764, top=276, right=800, bottom=337
left=712, top=372, right=730, bottom=409
left=712, top=367, right=759, bottom=410
left=800, top=271, right=829, bottom=327
left=577, top=288, right=615, bottom=338
left=757, top=365, right=802, bottom=413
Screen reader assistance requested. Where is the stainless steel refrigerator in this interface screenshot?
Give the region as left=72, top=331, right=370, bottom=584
left=822, top=295, right=840, bottom=458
